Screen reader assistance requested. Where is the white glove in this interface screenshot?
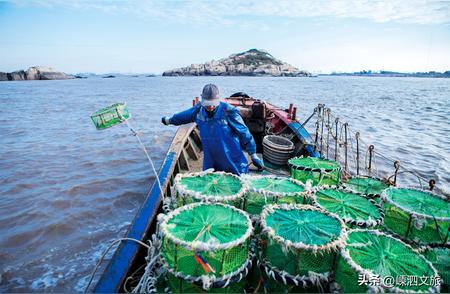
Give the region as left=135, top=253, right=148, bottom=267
left=161, top=116, right=171, bottom=125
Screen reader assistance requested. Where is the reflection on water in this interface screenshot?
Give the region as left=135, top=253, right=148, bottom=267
left=0, top=76, right=449, bottom=291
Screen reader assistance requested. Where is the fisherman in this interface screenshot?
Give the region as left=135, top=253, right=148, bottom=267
left=161, top=84, right=264, bottom=175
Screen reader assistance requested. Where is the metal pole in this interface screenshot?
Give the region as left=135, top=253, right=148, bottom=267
left=326, top=109, right=331, bottom=159
left=344, top=123, right=348, bottom=172
left=393, top=160, right=400, bottom=186
left=334, top=118, right=339, bottom=161
left=355, top=132, right=360, bottom=175
left=320, top=105, right=325, bottom=157
left=368, top=145, right=374, bottom=174
left=314, top=105, right=321, bottom=152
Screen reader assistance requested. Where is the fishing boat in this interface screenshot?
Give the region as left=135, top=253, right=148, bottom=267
left=91, top=94, right=446, bottom=293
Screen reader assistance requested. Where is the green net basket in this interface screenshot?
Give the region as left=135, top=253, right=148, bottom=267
left=381, top=187, right=450, bottom=245
left=288, top=157, right=341, bottom=187
left=314, top=187, right=383, bottom=228
left=260, top=204, right=346, bottom=285
left=241, top=175, right=312, bottom=216
left=159, top=202, right=254, bottom=290
left=90, top=102, right=130, bottom=130
left=165, top=270, right=248, bottom=293
left=343, top=176, right=390, bottom=202
left=423, top=246, right=450, bottom=287
left=334, top=229, right=440, bottom=293
left=173, top=170, right=246, bottom=209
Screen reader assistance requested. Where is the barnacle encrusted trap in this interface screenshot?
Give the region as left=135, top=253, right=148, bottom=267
left=173, top=170, right=246, bottom=208
left=288, top=156, right=341, bottom=187
left=241, top=175, right=312, bottom=216
left=158, top=202, right=254, bottom=291
left=343, top=176, right=390, bottom=202
left=314, top=186, right=383, bottom=228
left=381, top=187, right=450, bottom=245
left=259, top=204, right=346, bottom=286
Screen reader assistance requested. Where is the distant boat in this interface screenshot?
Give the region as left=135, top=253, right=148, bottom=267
left=103, top=75, right=116, bottom=78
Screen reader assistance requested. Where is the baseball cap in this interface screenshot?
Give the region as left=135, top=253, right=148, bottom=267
left=201, top=84, right=220, bottom=107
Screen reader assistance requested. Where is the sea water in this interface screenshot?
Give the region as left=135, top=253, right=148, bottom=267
left=0, top=76, right=449, bottom=291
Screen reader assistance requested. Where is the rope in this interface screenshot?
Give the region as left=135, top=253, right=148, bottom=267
left=84, top=238, right=152, bottom=293
left=125, top=120, right=164, bottom=199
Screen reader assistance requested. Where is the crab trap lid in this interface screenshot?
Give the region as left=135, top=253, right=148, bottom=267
left=288, top=157, right=340, bottom=172
left=261, top=204, right=345, bottom=250
left=344, top=176, right=390, bottom=196
left=315, top=187, right=382, bottom=227
left=340, top=229, right=440, bottom=292
left=246, top=175, right=307, bottom=196
left=175, top=171, right=245, bottom=202
left=382, top=188, right=450, bottom=220
left=90, top=102, right=130, bottom=130
left=160, top=202, right=252, bottom=251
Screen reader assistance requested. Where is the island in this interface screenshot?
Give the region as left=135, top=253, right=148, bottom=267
left=162, top=49, right=311, bottom=77
left=0, top=66, right=74, bottom=81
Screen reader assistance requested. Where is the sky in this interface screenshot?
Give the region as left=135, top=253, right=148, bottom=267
left=0, top=0, right=449, bottom=74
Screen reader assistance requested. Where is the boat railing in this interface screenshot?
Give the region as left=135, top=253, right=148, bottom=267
left=309, top=104, right=443, bottom=195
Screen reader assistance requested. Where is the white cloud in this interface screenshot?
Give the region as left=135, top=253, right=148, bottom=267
left=10, top=0, right=450, bottom=25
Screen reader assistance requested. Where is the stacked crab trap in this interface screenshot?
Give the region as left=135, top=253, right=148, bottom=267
left=158, top=202, right=254, bottom=292
left=288, top=157, right=341, bottom=187
left=172, top=170, right=246, bottom=209
left=334, top=229, right=440, bottom=293
left=343, top=176, right=391, bottom=203
left=423, top=246, right=450, bottom=288
left=131, top=166, right=448, bottom=293
left=241, top=175, right=312, bottom=216
left=381, top=187, right=450, bottom=245
left=259, top=204, right=346, bottom=290
left=314, top=187, right=383, bottom=228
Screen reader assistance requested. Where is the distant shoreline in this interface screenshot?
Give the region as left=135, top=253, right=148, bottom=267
left=320, top=71, right=450, bottom=78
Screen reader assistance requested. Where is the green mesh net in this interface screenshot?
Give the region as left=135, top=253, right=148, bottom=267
left=165, top=271, right=247, bottom=293
left=174, top=171, right=245, bottom=208
left=242, top=176, right=311, bottom=215
left=90, top=102, right=130, bottom=130
left=382, top=188, right=450, bottom=245
left=314, top=188, right=382, bottom=228
left=335, top=230, right=439, bottom=293
left=424, top=247, right=450, bottom=286
left=288, top=157, right=340, bottom=187
left=344, top=176, right=390, bottom=200
left=160, top=202, right=253, bottom=285
left=260, top=204, right=345, bottom=281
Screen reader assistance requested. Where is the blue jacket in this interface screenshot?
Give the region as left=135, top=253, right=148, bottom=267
left=170, top=102, right=257, bottom=175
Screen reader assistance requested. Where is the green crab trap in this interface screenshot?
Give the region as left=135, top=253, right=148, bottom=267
left=90, top=102, right=130, bottom=130
left=241, top=175, right=312, bottom=216
left=334, top=229, right=440, bottom=293
left=288, top=157, right=341, bottom=187
left=314, top=187, right=383, bottom=228
left=343, top=176, right=390, bottom=202
left=381, top=187, right=450, bottom=245
left=423, top=246, right=450, bottom=287
left=173, top=170, right=246, bottom=209
left=259, top=204, right=346, bottom=286
left=158, top=202, right=254, bottom=291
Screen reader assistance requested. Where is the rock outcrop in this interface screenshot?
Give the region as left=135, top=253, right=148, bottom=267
left=163, top=49, right=311, bottom=77
left=0, top=66, right=74, bottom=81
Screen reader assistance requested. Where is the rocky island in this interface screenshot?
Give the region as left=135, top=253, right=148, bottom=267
left=163, top=49, right=311, bottom=77
left=0, top=66, right=74, bottom=81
